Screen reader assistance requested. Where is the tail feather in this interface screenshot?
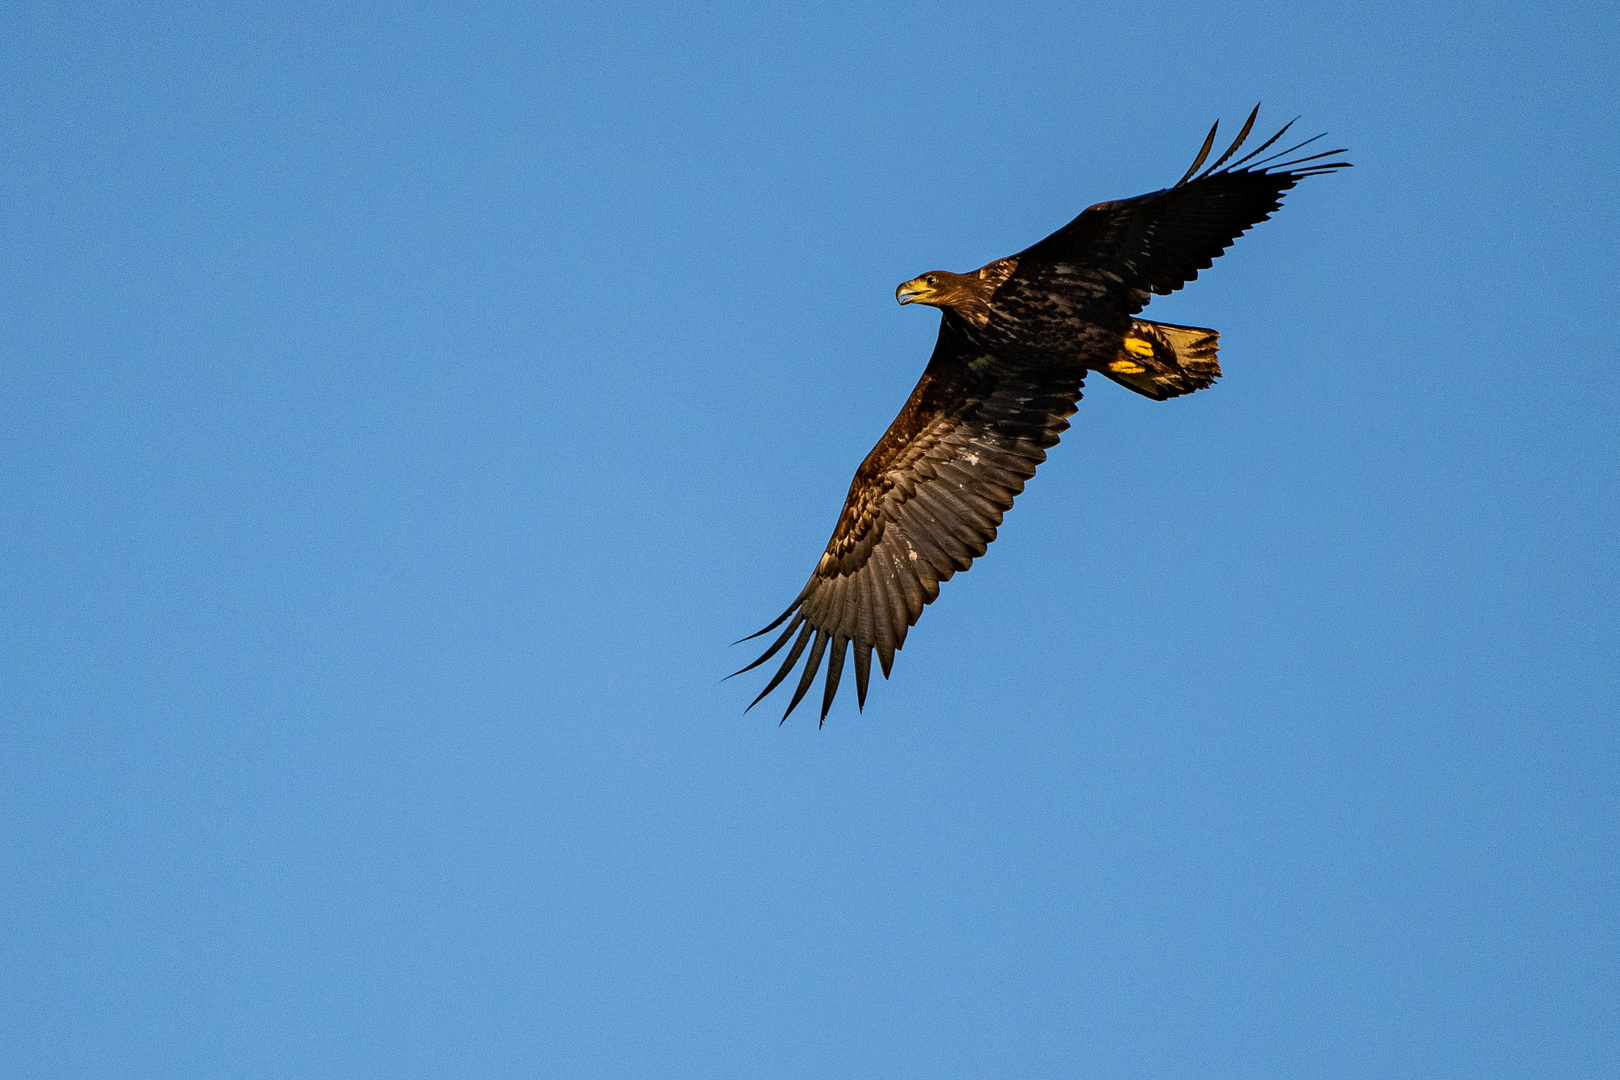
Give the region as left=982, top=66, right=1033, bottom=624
left=1100, top=320, right=1221, bottom=400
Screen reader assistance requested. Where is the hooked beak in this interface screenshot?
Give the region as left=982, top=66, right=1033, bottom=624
left=896, top=278, right=930, bottom=305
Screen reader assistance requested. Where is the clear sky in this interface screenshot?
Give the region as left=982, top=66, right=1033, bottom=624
left=3, top=3, right=1616, bottom=1077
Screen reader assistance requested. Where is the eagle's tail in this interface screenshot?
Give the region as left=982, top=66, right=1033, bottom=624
left=1099, top=320, right=1221, bottom=400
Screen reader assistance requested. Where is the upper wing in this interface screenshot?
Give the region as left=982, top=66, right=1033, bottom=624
left=733, top=316, right=1085, bottom=724
left=1015, top=107, right=1350, bottom=314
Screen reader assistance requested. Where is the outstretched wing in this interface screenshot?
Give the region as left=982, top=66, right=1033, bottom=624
left=1015, top=107, right=1350, bottom=314
left=733, top=316, right=1085, bottom=724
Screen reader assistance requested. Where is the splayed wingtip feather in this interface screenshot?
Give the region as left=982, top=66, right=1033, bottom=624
left=820, top=634, right=848, bottom=726
left=1198, top=103, right=1260, bottom=179
left=781, top=628, right=830, bottom=722
left=854, top=644, right=872, bottom=711
left=1226, top=117, right=1298, bottom=170
left=1250, top=132, right=1327, bottom=170
left=726, top=613, right=804, bottom=680
left=746, top=621, right=814, bottom=713
left=1175, top=120, right=1220, bottom=187
left=730, top=590, right=806, bottom=645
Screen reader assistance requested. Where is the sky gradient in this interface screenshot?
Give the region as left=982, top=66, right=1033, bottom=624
left=3, top=3, right=1617, bottom=1077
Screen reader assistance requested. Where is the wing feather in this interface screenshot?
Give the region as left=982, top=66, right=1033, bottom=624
left=747, top=621, right=814, bottom=712
left=726, top=613, right=803, bottom=679
left=894, top=505, right=956, bottom=577
left=1196, top=104, right=1260, bottom=178
left=781, top=629, right=830, bottom=722
left=853, top=644, right=873, bottom=709
left=892, top=554, right=925, bottom=621
left=821, top=634, right=848, bottom=725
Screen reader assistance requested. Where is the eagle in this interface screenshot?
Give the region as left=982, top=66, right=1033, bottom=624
left=733, top=107, right=1349, bottom=724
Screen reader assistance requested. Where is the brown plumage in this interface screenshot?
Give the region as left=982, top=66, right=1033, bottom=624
left=732, top=107, right=1349, bottom=724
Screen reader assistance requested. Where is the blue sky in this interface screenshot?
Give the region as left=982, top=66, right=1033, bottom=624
left=2, top=2, right=1616, bottom=1077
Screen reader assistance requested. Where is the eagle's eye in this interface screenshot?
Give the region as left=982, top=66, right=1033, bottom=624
left=924, top=275, right=938, bottom=287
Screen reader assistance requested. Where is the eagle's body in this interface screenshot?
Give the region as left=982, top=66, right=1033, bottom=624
left=735, top=109, right=1348, bottom=723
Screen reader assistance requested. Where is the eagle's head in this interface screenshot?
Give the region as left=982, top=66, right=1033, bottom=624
left=895, top=270, right=979, bottom=309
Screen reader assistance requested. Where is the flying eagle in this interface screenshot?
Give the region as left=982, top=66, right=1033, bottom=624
left=733, top=107, right=1348, bottom=724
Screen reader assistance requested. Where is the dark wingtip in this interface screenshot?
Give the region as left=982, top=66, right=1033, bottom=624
left=780, top=629, right=830, bottom=723
left=819, top=634, right=848, bottom=727
left=725, top=614, right=805, bottom=681
left=1198, top=103, right=1261, bottom=179
left=1268, top=146, right=1352, bottom=174
left=730, top=589, right=807, bottom=645
left=1249, top=131, right=1326, bottom=171
left=1227, top=116, right=1299, bottom=170
left=1176, top=118, right=1220, bottom=187
left=745, top=621, right=814, bottom=713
